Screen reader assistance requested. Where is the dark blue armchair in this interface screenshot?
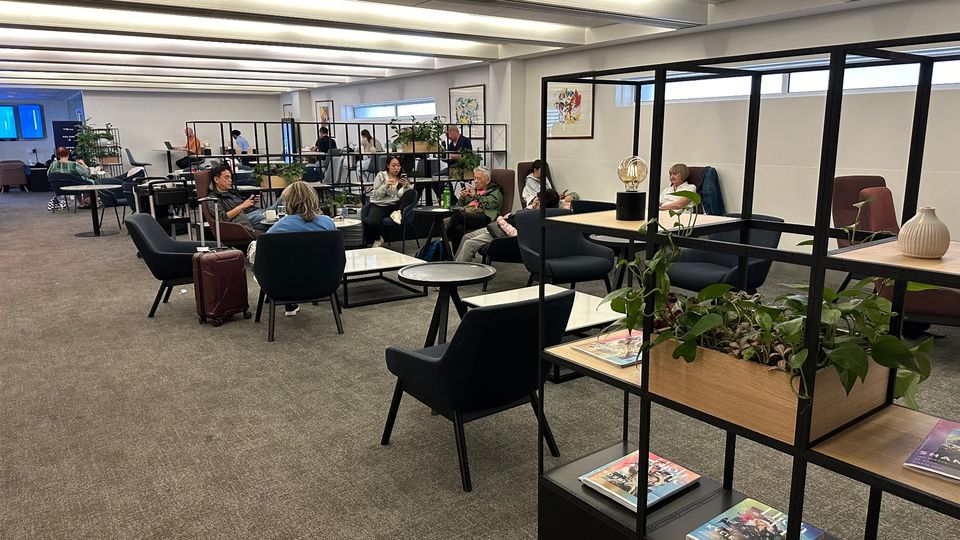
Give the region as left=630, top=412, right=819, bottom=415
left=515, top=208, right=615, bottom=292
left=380, top=289, right=575, bottom=491
left=125, top=213, right=202, bottom=317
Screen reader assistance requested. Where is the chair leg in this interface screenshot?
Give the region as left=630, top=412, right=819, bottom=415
left=330, top=295, right=344, bottom=334
left=162, top=284, right=174, bottom=303
left=99, top=206, right=106, bottom=228
left=255, top=290, right=265, bottom=322
left=453, top=411, right=472, bottom=492
left=380, top=380, right=404, bottom=445
left=114, top=207, right=122, bottom=229
left=148, top=281, right=167, bottom=317
left=530, top=392, right=560, bottom=457
left=603, top=274, right=612, bottom=293
left=267, top=299, right=277, bottom=342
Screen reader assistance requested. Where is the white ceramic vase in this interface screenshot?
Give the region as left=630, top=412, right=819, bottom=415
left=898, top=207, right=950, bottom=259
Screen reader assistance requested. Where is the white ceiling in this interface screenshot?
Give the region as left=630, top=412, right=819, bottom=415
left=0, top=0, right=902, bottom=94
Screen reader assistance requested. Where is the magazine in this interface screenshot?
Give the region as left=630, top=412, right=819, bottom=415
left=571, top=329, right=643, bottom=367
left=578, top=450, right=700, bottom=511
left=686, top=498, right=838, bottom=540
left=904, top=418, right=960, bottom=482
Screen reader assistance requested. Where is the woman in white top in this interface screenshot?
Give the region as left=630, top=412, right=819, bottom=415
left=362, top=155, right=410, bottom=246
left=521, top=159, right=545, bottom=206
left=358, top=129, right=384, bottom=181
left=659, top=163, right=697, bottom=211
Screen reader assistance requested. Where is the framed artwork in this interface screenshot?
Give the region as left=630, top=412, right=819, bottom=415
left=449, top=84, right=486, bottom=139
left=282, top=103, right=294, bottom=118
left=314, top=100, right=334, bottom=127
left=546, top=82, right=594, bottom=139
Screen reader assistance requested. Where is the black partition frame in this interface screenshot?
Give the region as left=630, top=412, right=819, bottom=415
left=183, top=120, right=507, bottom=196
left=536, top=32, right=960, bottom=539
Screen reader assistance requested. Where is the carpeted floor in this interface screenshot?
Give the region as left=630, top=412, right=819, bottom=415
left=1, top=191, right=957, bottom=539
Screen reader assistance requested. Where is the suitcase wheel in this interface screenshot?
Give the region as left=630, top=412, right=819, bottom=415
left=198, top=316, right=205, bottom=324
left=212, top=318, right=223, bottom=327
left=243, top=311, right=252, bottom=319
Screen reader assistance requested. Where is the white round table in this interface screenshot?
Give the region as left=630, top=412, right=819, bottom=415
left=60, top=184, right=122, bottom=237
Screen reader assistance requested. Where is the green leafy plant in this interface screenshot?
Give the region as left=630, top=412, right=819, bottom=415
left=449, top=147, right=482, bottom=180
left=73, top=119, right=115, bottom=167
left=389, top=115, right=446, bottom=147
left=253, top=162, right=305, bottom=183
left=332, top=191, right=361, bottom=207
left=603, top=191, right=932, bottom=408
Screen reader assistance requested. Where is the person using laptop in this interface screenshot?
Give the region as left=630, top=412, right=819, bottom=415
left=175, top=127, right=203, bottom=169
left=312, top=126, right=338, bottom=153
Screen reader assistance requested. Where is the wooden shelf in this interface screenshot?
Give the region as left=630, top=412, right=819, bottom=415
left=546, top=210, right=737, bottom=236
left=830, top=239, right=960, bottom=278
left=539, top=442, right=748, bottom=540
left=812, top=406, right=960, bottom=512
left=544, top=340, right=642, bottom=395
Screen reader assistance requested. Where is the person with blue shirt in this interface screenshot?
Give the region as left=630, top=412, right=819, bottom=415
left=266, top=181, right=336, bottom=315
left=231, top=129, right=254, bottom=166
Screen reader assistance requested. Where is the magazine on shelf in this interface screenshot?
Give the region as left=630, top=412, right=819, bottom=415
left=904, top=418, right=960, bottom=482
left=571, top=329, right=643, bottom=367
left=686, top=498, right=838, bottom=540
left=577, top=450, right=700, bottom=511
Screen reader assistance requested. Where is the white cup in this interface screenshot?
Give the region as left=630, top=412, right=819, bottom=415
left=264, top=209, right=277, bottom=221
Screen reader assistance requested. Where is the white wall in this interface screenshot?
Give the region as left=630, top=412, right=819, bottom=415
left=0, top=98, right=71, bottom=164
left=82, top=91, right=282, bottom=172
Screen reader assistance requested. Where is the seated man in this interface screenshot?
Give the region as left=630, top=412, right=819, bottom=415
left=203, top=164, right=281, bottom=233
left=312, top=126, right=338, bottom=153
left=444, top=165, right=503, bottom=252
left=455, top=189, right=560, bottom=263
left=302, top=156, right=325, bottom=182
left=175, top=127, right=203, bottom=170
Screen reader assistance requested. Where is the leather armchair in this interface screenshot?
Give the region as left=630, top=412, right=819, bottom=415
left=195, top=170, right=259, bottom=249
left=0, top=160, right=28, bottom=191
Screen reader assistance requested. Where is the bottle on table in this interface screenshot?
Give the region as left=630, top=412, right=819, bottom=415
left=441, top=184, right=451, bottom=209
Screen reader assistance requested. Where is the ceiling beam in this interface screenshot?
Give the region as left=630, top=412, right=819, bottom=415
left=0, top=78, right=293, bottom=92
left=0, top=70, right=312, bottom=89
left=0, top=61, right=368, bottom=84
left=452, top=0, right=705, bottom=28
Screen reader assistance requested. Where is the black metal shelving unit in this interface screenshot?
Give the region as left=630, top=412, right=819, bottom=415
left=536, top=32, right=960, bottom=539
left=94, top=126, right=124, bottom=176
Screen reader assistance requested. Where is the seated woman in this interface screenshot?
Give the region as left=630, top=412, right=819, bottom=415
left=47, top=146, right=145, bottom=210
left=263, top=181, right=337, bottom=316
left=362, top=155, right=412, bottom=247
left=444, top=165, right=503, bottom=252
left=357, top=129, right=384, bottom=181
left=455, top=189, right=560, bottom=263
left=659, top=163, right=697, bottom=211
left=521, top=159, right=545, bottom=206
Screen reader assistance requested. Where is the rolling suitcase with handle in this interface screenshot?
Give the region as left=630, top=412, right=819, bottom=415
left=192, top=195, right=251, bottom=326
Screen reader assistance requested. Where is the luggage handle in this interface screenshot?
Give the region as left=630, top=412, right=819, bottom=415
left=196, top=196, right=222, bottom=249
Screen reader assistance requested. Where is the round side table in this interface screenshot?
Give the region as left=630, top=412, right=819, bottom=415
left=398, top=261, right=496, bottom=347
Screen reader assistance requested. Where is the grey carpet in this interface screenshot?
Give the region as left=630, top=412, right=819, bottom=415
left=1, top=192, right=957, bottom=539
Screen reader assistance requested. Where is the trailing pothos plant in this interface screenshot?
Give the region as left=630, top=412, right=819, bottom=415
left=602, top=191, right=932, bottom=408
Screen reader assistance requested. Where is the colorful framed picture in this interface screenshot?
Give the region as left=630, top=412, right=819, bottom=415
left=449, top=84, right=486, bottom=139
left=314, top=100, right=335, bottom=127
left=546, top=82, right=594, bottom=139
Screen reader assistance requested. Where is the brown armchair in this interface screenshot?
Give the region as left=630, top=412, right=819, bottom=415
left=490, top=168, right=515, bottom=216
left=0, top=160, right=29, bottom=192
left=858, top=185, right=960, bottom=332
left=194, top=170, right=259, bottom=249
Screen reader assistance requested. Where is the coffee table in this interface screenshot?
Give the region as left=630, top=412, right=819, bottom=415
left=60, top=184, right=122, bottom=237
left=341, top=247, right=426, bottom=307
left=398, top=261, right=496, bottom=347
left=462, top=284, right=620, bottom=334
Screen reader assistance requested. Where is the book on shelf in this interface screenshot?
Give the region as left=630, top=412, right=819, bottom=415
left=571, top=329, right=643, bottom=367
left=686, top=498, right=838, bottom=540
left=904, top=418, right=960, bottom=482
left=577, top=450, right=700, bottom=511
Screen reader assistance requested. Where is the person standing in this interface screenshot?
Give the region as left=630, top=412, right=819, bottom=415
left=231, top=129, right=254, bottom=166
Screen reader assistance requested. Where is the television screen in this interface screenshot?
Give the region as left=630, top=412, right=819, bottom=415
left=18, top=104, right=45, bottom=139
left=0, top=106, right=16, bottom=140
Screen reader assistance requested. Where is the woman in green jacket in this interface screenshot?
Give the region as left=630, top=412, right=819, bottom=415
left=445, top=165, right=503, bottom=251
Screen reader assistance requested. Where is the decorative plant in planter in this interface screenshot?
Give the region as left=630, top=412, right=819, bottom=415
left=389, top=115, right=445, bottom=153
left=254, top=162, right=306, bottom=188
left=603, top=191, right=932, bottom=409
left=449, top=147, right=482, bottom=180
left=73, top=119, right=115, bottom=167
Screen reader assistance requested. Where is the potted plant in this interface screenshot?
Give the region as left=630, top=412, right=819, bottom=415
left=389, top=115, right=445, bottom=154
left=254, top=162, right=305, bottom=189
left=330, top=191, right=362, bottom=217
left=599, top=192, right=931, bottom=444
left=73, top=119, right=115, bottom=167
left=449, top=147, right=482, bottom=180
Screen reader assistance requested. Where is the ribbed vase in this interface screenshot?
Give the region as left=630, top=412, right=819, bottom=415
left=898, top=207, right=950, bottom=259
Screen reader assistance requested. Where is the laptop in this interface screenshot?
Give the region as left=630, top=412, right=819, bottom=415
left=164, top=141, right=174, bottom=150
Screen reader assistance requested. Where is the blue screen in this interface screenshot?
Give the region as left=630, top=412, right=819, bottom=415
left=18, top=104, right=45, bottom=139
left=0, top=106, right=15, bottom=139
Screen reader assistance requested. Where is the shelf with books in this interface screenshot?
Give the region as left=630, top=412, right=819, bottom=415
left=809, top=405, right=960, bottom=519
left=539, top=442, right=748, bottom=540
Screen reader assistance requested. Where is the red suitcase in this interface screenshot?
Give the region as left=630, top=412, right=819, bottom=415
left=192, top=249, right=251, bottom=326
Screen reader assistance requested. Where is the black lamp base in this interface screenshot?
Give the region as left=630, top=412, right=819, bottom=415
left=616, top=191, right=646, bottom=221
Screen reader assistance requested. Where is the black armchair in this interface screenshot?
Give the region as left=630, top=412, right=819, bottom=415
left=47, top=172, right=93, bottom=213
left=381, top=289, right=575, bottom=491
left=253, top=230, right=347, bottom=342
left=125, top=213, right=203, bottom=317
left=667, top=213, right=783, bottom=294
left=515, top=208, right=615, bottom=292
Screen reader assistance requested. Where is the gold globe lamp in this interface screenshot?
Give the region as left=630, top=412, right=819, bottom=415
left=616, top=156, right=649, bottom=220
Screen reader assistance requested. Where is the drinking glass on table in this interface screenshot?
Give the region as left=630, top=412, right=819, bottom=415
left=277, top=205, right=286, bottom=218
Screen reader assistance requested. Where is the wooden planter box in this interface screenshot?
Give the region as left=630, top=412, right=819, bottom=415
left=100, top=156, right=121, bottom=165
left=648, top=340, right=889, bottom=444
left=450, top=169, right=474, bottom=181
left=259, top=175, right=288, bottom=189
left=400, top=141, right=439, bottom=153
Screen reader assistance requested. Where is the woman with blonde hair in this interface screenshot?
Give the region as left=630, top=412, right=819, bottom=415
left=659, top=163, right=696, bottom=211
left=268, top=181, right=336, bottom=234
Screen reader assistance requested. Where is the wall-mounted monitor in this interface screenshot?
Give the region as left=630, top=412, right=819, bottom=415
left=18, top=104, right=45, bottom=139
left=0, top=106, right=16, bottom=140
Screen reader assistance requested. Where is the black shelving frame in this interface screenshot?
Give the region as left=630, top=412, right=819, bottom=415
left=536, top=32, right=960, bottom=539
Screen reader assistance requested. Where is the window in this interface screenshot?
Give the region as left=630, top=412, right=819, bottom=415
left=616, top=74, right=782, bottom=106
left=350, top=99, right=436, bottom=120
left=788, top=60, right=960, bottom=93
